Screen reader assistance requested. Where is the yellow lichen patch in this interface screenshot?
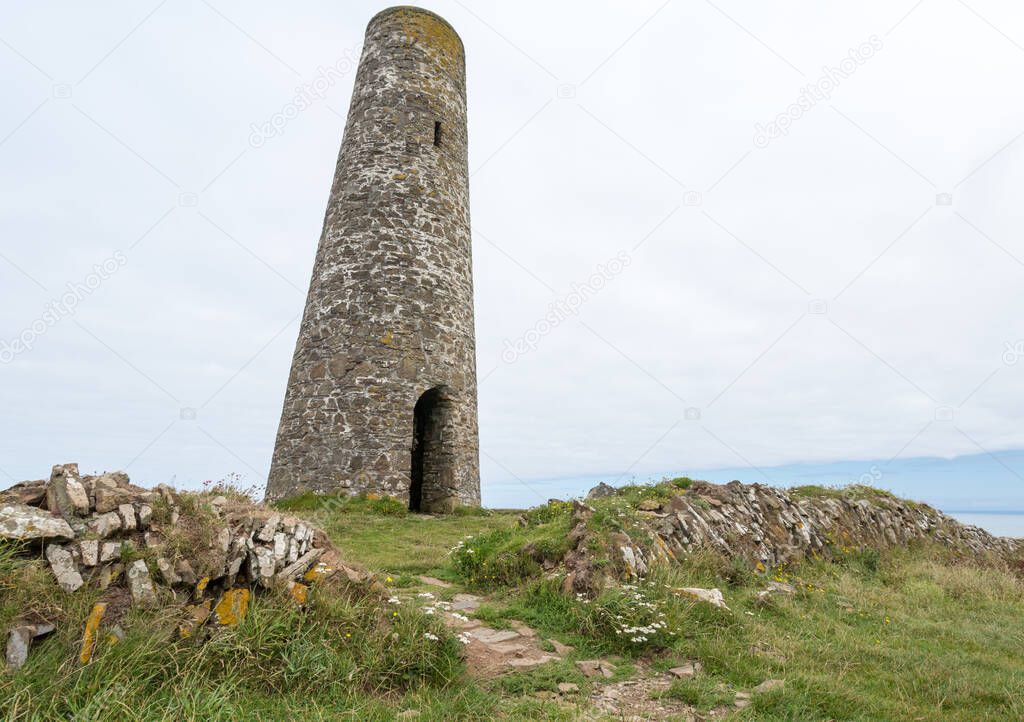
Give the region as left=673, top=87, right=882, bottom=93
left=79, top=602, right=107, bottom=664
left=303, top=562, right=335, bottom=584
left=393, top=172, right=408, bottom=181
left=214, top=588, right=251, bottom=626
left=288, top=582, right=309, bottom=605
left=179, top=600, right=212, bottom=638
left=195, top=576, right=210, bottom=596
left=366, top=492, right=381, bottom=501
left=380, top=331, right=393, bottom=345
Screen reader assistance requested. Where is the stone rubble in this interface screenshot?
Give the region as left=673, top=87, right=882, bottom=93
left=2, top=463, right=349, bottom=671
left=565, top=479, right=1022, bottom=595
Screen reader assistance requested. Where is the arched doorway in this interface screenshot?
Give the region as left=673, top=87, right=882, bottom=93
left=410, top=386, right=453, bottom=512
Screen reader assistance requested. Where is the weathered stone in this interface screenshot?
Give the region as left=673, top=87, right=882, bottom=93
left=288, top=581, right=309, bottom=605
left=127, top=560, right=157, bottom=608
left=93, top=475, right=135, bottom=514
left=675, top=587, right=729, bottom=610
left=0, top=504, right=75, bottom=541
left=79, top=602, right=106, bottom=664
left=46, top=544, right=84, bottom=592
left=451, top=593, right=481, bottom=612
left=668, top=661, right=702, bottom=679
left=98, top=563, right=123, bottom=589
left=586, top=482, right=618, bottom=500
left=214, top=588, right=250, bottom=626
left=175, top=559, right=198, bottom=586
left=252, top=547, right=276, bottom=586
left=273, top=532, right=288, bottom=562
left=6, top=625, right=34, bottom=670
left=557, top=682, right=579, bottom=693
left=89, top=511, right=122, bottom=538
left=136, top=504, right=152, bottom=527
left=78, top=539, right=99, bottom=567
left=255, top=514, right=280, bottom=542
left=179, top=600, right=212, bottom=638
left=276, top=548, right=325, bottom=583
left=753, top=679, right=785, bottom=694
left=47, top=464, right=90, bottom=518
left=576, top=659, right=615, bottom=679
left=0, top=480, right=47, bottom=507
left=118, top=503, right=137, bottom=531
left=99, top=541, right=120, bottom=563
left=156, top=558, right=181, bottom=585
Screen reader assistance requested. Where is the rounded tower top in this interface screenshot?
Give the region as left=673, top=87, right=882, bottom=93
left=367, top=6, right=465, bottom=73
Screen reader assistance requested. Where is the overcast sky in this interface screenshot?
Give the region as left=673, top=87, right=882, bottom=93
left=2, top=1, right=1023, bottom=510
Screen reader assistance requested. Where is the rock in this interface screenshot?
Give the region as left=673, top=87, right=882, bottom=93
left=137, top=504, right=152, bottom=527
left=79, top=602, right=106, bottom=664
left=179, top=600, right=212, bottom=638
left=0, top=480, right=47, bottom=507
left=252, top=547, right=276, bottom=586
left=256, top=514, right=281, bottom=542
left=156, top=558, right=181, bottom=585
left=175, top=559, right=198, bottom=586
left=586, top=482, right=617, bottom=499
left=576, top=659, right=615, bottom=679
left=675, top=586, right=730, bottom=611
left=668, top=661, right=702, bottom=679
left=99, top=541, right=121, bottom=563
left=451, top=593, right=482, bottom=612
left=753, top=679, right=784, bottom=694
left=98, top=563, right=123, bottom=589
left=127, top=560, right=158, bottom=608
left=78, top=539, right=99, bottom=567
left=93, top=476, right=135, bottom=514
left=0, top=504, right=75, bottom=541
left=5, top=622, right=54, bottom=670
left=637, top=499, right=661, bottom=511
left=214, top=588, right=251, bottom=626
left=46, top=544, right=84, bottom=592
left=734, top=691, right=752, bottom=709
left=557, top=682, right=579, bottom=693
left=767, top=581, right=796, bottom=594
left=46, top=464, right=90, bottom=518
left=89, top=511, right=123, bottom=538
left=288, top=581, right=309, bottom=605
left=548, top=638, right=574, bottom=655
left=6, top=627, right=32, bottom=670
left=275, top=548, right=325, bottom=583
left=118, top=504, right=137, bottom=531
left=215, top=527, right=231, bottom=553
left=273, top=532, right=287, bottom=561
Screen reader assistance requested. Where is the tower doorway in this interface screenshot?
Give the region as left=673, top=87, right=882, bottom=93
left=410, top=386, right=453, bottom=512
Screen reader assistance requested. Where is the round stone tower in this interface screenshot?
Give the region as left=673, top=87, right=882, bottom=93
left=266, top=7, right=479, bottom=512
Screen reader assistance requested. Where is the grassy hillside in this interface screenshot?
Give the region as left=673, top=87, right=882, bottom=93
left=3, top=485, right=1024, bottom=720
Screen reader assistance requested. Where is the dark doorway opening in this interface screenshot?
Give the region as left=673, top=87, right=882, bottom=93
left=410, top=386, right=443, bottom=512
left=433, top=120, right=442, bottom=147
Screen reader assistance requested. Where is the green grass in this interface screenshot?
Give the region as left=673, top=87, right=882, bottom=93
left=6, top=483, right=1024, bottom=721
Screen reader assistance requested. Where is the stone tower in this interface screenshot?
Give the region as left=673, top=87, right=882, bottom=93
left=266, top=7, right=479, bottom=512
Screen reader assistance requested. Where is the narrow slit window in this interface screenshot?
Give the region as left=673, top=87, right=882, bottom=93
left=433, top=120, right=442, bottom=147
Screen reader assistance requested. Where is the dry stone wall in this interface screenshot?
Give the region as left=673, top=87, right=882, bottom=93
left=565, top=480, right=1020, bottom=593
left=1, top=464, right=355, bottom=670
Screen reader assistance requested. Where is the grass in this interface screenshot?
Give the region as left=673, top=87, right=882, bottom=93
left=4, top=482, right=1024, bottom=720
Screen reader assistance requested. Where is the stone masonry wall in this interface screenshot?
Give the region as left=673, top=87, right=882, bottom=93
left=267, top=7, right=480, bottom=510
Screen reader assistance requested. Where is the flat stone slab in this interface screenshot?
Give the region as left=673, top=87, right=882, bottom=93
left=451, top=593, right=481, bottom=611
left=469, top=628, right=520, bottom=644
left=1, top=504, right=74, bottom=541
